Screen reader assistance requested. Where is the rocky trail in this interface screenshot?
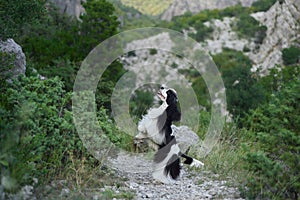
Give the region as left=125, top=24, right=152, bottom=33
left=108, top=152, right=244, bottom=200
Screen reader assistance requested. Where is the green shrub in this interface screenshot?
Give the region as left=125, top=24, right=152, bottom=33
left=191, top=76, right=210, bottom=109
left=282, top=46, right=300, bottom=65
left=0, top=0, right=46, bottom=40
left=149, top=48, right=158, bottom=55
left=0, top=75, right=133, bottom=192
left=79, top=0, right=119, bottom=57
left=129, top=89, right=154, bottom=118
left=235, top=13, right=267, bottom=41
left=15, top=0, right=120, bottom=93
left=159, top=5, right=252, bottom=32
left=0, top=76, right=83, bottom=187
left=98, top=108, right=134, bottom=151
left=213, top=49, right=266, bottom=120
left=0, top=52, right=15, bottom=81
left=188, top=23, right=214, bottom=42
left=242, top=66, right=300, bottom=199
left=258, top=65, right=300, bottom=101
left=252, top=0, right=277, bottom=12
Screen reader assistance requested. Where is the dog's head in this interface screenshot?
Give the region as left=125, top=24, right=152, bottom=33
left=157, top=85, right=178, bottom=105
left=157, top=86, right=180, bottom=121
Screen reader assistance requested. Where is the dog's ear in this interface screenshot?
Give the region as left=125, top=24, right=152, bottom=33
left=166, top=90, right=178, bottom=105
left=172, top=107, right=181, bottom=122
left=166, top=90, right=181, bottom=122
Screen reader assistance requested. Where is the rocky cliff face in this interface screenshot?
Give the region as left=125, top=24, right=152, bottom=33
left=161, top=0, right=257, bottom=21
left=167, top=0, right=300, bottom=74
left=120, top=0, right=300, bottom=87
left=249, top=0, right=300, bottom=73
left=46, top=0, right=85, bottom=19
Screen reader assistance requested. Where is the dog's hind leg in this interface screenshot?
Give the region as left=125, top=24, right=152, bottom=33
left=180, top=153, right=204, bottom=168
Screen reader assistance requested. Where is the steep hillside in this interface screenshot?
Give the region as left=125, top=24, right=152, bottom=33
left=109, top=0, right=257, bottom=19
left=161, top=0, right=257, bottom=21
left=249, top=0, right=300, bottom=73
left=120, top=0, right=173, bottom=16
left=46, top=0, right=85, bottom=19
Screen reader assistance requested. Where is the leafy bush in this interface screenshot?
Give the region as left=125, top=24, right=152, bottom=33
left=218, top=5, right=251, bottom=18
left=13, top=0, right=120, bottom=93
left=258, top=65, right=300, bottom=101
left=0, top=52, right=15, bottom=81
left=191, top=75, right=210, bottom=109
left=149, top=48, right=158, bottom=55
left=0, top=75, right=132, bottom=193
left=0, top=0, right=45, bottom=40
left=188, top=23, right=214, bottom=42
left=19, top=6, right=80, bottom=66
left=129, top=89, right=154, bottom=118
left=79, top=0, right=119, bottom=56
left=252, top=0, right=277, bottom=12
left=242, top=65, right=300, bottom=199
left=1, top=76, right=80, bottom=188
left=282, top=46, right=300, bottom=65
left=19, top=0, right=119, bottom=65
left=235, top=13, right=267, bottom=41
left=213, top=49, right=265, bottom=120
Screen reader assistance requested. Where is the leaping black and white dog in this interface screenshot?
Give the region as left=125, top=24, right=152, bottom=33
left=135, top=85, right=204, bottom=184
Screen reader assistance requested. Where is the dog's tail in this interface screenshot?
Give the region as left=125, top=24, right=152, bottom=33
left=152, top=139, right=181, bottom=184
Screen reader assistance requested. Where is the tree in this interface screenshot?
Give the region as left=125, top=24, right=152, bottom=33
left=213, top=49, right=265, bottom=120
left=79, top=0, right=120, bottom=56
left=242, top=65, right=300, bottom=199
left=0, top=0, right=45, bottom=40
left=282, top=46, right=300, bottom=65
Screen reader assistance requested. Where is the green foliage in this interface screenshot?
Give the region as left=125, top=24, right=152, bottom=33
left=13, top=0, right=120, bottom=91
left=129, top=88, right=154, bottom=119
left=235, top=13, right=267, bottom=42
left=191, top=76, right=210, bottom=109
left=160, top=10, right=219, bottom=41
left=97, top=60, right=127, bottom=110
left=258, top=65, right=300, bottom=101
left=188, top=23, right=214, bottom=42
left=38, top=59, right=78, bottom=91
left=159, top=5, right=256, bottom=42
left=0, top=0, right=46, bottom=40
left=196, top=110, right=211, bottom=139
left=0, top=52, right=15, bottom=81
left=0, top=74, right=132, bottom=193
left=149, top=48, right=158, bottom=55
left=19, top=0, right=119, bottom=65
left=282, top=46, right=300, bottom=65
left=252, top=0, right=277, bottom=12
left=213, top=49, right=265, bottom=119
left=79, top=0, right=119, bottom=55
left=18, top=5, right=80, bottom=66
left=199, top=123, right=249, bottom=182
left=242, top=66, right=300, bottom=199
left=98, top=108, right=134, bottom=151
left=0, top=76, right=80, bottom=187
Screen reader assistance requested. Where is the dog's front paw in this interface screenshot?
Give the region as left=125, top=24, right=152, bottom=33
left=190, top=159, right=204, bottom=168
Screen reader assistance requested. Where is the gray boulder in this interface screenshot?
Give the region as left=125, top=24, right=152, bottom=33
left=171, top=125, right=199, bottom=153
left=0, top=39, right=26, bottom=79
left=134, top=125, right=199, bottom=153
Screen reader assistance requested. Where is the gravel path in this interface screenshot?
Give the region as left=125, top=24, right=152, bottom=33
left=108, top=152, right=244, bottom=200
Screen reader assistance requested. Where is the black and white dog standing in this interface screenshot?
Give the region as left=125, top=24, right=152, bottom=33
left=135, top=85, right=204, bottom=184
